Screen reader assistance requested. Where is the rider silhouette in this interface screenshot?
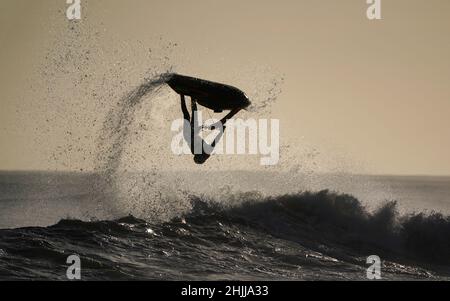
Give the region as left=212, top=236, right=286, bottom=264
left=180, top=95, right=240, bottom=164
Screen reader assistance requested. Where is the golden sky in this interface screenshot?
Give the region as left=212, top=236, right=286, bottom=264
left=1, top=0, right=450, bottom=175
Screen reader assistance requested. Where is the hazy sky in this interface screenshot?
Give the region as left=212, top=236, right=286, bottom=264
left=1, top=0, right=450, bottom=175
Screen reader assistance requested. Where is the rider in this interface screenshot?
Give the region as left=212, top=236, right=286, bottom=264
left=180, top=95, right=240, bottom=164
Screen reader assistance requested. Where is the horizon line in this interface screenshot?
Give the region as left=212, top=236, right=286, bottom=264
left=0, top=168, right=450, bottom=178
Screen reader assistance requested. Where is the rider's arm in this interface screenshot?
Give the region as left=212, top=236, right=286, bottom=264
left=220, top=108, right=241, bottom=124
left=209, top=123, right=226, bottom=148
left=205, top=108, right=242, bottom=130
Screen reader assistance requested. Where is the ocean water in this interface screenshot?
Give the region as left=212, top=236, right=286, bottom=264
left=2, top=71, right=449, bottom=281
left=0, top=171, right=449, bottom=281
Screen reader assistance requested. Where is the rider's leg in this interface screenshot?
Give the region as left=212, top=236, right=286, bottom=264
left=180, top=94, right=190, bottom=121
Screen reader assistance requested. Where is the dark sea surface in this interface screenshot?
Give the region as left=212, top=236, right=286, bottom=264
left=0, top=171, right=449, bottom=280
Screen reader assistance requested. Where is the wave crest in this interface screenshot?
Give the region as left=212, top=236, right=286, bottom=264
left=184, top=190, right=450, bottom=266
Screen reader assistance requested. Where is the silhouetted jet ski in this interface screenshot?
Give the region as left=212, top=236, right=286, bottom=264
left=167, top=73, right=251, bottom=113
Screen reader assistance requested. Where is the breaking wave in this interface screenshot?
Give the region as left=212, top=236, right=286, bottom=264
left=186, top=190, right=450, bottom=266
left=1, top=190, right=449, bottom=280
